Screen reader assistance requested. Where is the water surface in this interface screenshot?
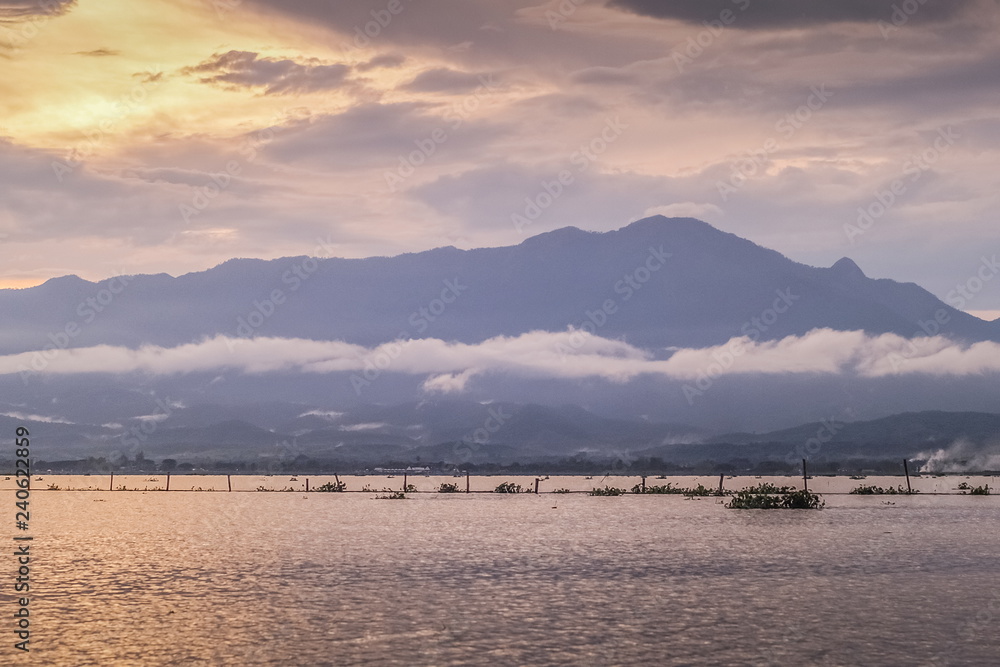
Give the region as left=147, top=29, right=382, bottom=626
left=16, top=492, right=1000, bottom=665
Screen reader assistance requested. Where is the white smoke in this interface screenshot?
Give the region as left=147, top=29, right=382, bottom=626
left=919, top=438, right=1000, bottom=473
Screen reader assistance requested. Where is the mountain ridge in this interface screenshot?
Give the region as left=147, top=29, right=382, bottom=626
left=1, top=216, right=994, bottom=356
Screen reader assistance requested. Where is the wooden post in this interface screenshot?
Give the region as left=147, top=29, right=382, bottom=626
left=466, top=471, right=470, bottom=494
left=534, top=478, right=540, bottom=494
left=641, top=476, right=647, bottom=493
left=802, top=459, right=808, bottom=493
left=166, top=472, right=170, bottom=492
left=903, top=459, right=912, bottom=495
left=334, top=474, right=341, bottom=486
left=227, top=474, right=232, bottom=492
left=718, top=473, right=724, bottom=495
left=109, top=473, right=114, bottom=491
left=305, top=478, right=310, bottom=493
left=403, top=473, right=408, bottom=492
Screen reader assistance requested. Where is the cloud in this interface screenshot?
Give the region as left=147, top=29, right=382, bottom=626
left=263, top=101, right=510, bottom=171
left=401, top=67, right=495, bottom=94
left=0, top=0, right=74, bottom=20
left=75, top=48, right=118, bottom=57
left=356, top=53, right=406, bottom=71
left=606, top=0, right=977, bottom=28
left=181, top=50, right=354, bottom=95
left=6, top=329, right=1000, bottom=388
left=0, top=410, right=73, bottom=423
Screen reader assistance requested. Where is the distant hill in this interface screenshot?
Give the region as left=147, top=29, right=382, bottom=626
left=9, top=401, right=999, bottom=468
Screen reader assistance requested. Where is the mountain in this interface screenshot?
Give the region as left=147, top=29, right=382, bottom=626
left=709, top=411, right=1000, bottom=448
left=4, top=215, right=1000, bottom=448
left=9, top=398, right=704, bottom=463
left=1, top=216, right=994, bottom=356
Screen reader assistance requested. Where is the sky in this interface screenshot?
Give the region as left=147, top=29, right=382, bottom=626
left=1, top=0, right=999, bottom=316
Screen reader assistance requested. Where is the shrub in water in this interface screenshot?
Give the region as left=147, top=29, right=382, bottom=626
left=438, top=483, right=460, bottom=493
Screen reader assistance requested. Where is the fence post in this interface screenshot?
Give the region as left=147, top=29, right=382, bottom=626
left=903, top=459, right=912, bottom=495
left=802, top=459, right=808, bottom=493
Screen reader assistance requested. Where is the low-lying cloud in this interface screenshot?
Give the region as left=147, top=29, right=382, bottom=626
left=7, top=329, right=1000, bottom=390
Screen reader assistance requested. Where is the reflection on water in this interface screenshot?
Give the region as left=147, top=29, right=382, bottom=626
left=19, top=492, right=1000, bottom=665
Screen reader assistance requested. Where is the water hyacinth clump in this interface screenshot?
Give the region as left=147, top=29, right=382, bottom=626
left=741, top=482, right=796, bottom=495
left=494, top=482, right=524, bottom=494
left=438, top=482, right=460, bottom=493
left=727, top=486, right=824, bottom=510
left=631, top=482, right=723, bottom=496
left=314, top=481, right=347, bottom=492
left=850, top=484, right=914, bottom=495
left=589, top=487, right=628, bottom=496
left=682, top=484, right=717, bottom=497
left=631, top=482, right=686, bottom=494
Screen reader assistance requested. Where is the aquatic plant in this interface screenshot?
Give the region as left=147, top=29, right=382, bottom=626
left=740, top=482, right=796, bottom=495
left=405, top=484, right=417, bottom=493
left=494, top=482, right=523, bottom=494
left=47, top=483, right=60, bottom=490
left=683, top=484, right=718, bottom=497
left=314, top=481, right=347, bottom=492
left=727, top=488, right=824, bottom=510
left=589, top=486, right=627, bottom=496
left=375, top=491, right=406, bottom=500
left=631, top=482, right=724, bottom=496
left=553, top=488, right=572, bottom=494
left=958, top=482, right=991, bottom=495
left=438, top=483, right=460, bottom=493
left=632, top=482, right=684, bottom=494
left=850, top=484, right=914, bottom=495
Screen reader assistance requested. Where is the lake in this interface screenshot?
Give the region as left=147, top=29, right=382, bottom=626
left=13, top=483, right=1000, bottom=665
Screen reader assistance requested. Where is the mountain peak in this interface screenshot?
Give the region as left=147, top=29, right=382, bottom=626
left=520, top=226, right=595, bottom=247
left=830, top=257, right=866, bottom=279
